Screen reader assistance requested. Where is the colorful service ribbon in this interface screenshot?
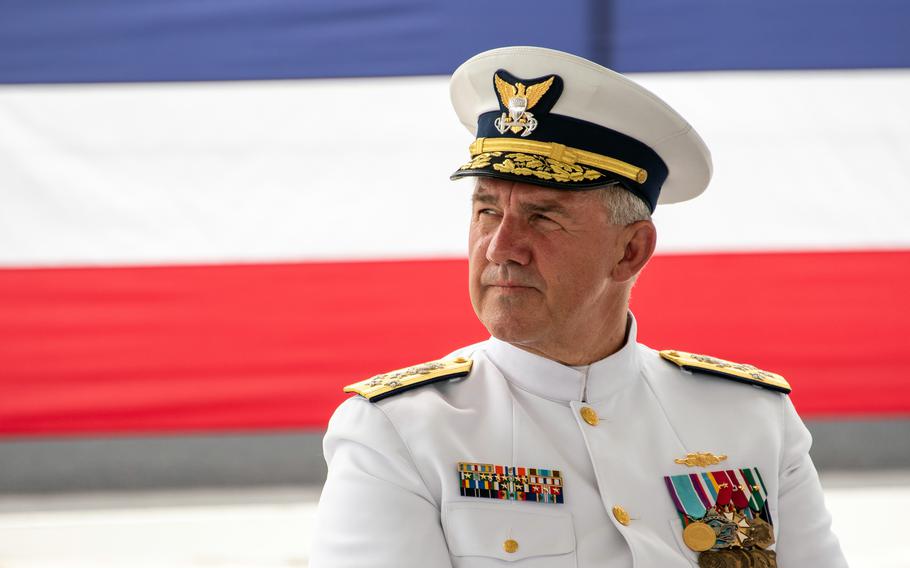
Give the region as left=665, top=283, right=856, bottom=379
left=664, top=467, right=772, bottom=526
left=458, top=462, right=564, bottom=504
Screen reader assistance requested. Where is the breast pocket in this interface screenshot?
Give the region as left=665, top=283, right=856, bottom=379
left=443, top=501, right=576, bottom=567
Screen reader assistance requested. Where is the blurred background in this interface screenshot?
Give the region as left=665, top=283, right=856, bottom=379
left=0, top=0, right=908, bottom=566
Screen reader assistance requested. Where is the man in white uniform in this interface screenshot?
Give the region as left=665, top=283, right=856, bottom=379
left=310, top=47, right=847, bottom=567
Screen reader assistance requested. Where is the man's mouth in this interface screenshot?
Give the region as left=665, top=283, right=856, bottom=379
left=488, top=280, right=531, bottom=287
left=487, top=282, right=535, bottom=293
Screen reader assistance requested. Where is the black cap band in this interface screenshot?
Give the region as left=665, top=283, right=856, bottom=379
left=474, top=111, right=668, bottom=212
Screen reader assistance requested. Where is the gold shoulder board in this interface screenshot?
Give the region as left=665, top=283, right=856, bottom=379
left=344, top=357, right=473, bottom=402
left=659, top=350, right=791, bottom=394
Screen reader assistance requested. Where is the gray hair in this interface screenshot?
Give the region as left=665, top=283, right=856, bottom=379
left=598, top=182, right=652, bottom=226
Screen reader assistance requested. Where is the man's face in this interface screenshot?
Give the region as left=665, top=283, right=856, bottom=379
left=468, top=178, right=628, bottom=355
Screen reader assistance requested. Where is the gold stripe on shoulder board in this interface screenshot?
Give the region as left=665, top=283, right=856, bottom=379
left=344, top=357, right=473, bottom=402
left=659, top=350, right=791, bottom=394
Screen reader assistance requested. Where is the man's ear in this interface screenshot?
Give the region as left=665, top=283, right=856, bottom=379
left=612, top=220, right=657, bottom=283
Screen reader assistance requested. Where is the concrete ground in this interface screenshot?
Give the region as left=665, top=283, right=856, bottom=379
left=0, top=471, right=907, bottom=568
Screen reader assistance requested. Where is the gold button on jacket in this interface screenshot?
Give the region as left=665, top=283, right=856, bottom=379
left=612, top=505, right=631, bottom=526
left=580, top=406, right=599, bottom=426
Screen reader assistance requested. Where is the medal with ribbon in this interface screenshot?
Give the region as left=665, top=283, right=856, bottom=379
left=664, top=467, right=777, bottom=567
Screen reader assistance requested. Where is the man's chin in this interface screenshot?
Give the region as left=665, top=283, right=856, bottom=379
left=479, top=315, right=545, bottom=346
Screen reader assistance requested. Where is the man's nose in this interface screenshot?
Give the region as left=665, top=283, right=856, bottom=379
left=486, top=216, right=531, bottom=266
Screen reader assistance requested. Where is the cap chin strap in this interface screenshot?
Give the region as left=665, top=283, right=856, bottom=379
left=469, top=137, right=648, bottom=184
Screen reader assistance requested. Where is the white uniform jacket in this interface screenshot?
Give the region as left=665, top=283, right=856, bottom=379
left=310, top=318, right=847, bottom=567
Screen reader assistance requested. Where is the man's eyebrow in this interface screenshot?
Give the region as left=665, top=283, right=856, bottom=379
left=521, top=200, right=570, bottom=217
left=472, top=191, right=572, bottom=216
left=471, top=191, right=499, bottom=205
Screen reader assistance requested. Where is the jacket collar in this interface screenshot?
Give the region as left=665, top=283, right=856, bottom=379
left=483, top=313, right=642, bottom=403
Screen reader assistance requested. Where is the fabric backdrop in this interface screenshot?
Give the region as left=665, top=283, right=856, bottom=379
left=1, top=0, right=908, bottom=437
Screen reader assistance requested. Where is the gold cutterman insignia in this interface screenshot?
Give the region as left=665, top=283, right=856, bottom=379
left=675, top=452, right=728, bottom=468
left=343, top=357, right=473, bottom=402
left=659, top=350, right=791, bottom=394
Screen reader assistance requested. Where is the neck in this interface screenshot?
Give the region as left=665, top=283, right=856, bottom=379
left=510, top=303, right=631, bottom=366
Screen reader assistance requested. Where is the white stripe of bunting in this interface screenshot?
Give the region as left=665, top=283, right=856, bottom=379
left=1, top=70, right=908, bottom=268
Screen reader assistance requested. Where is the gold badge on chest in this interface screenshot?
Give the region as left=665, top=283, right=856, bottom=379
left=675, top=452, right=728, bottom=467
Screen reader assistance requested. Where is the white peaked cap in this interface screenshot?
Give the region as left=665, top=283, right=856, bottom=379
left=449, top=46, right=713, bottom=208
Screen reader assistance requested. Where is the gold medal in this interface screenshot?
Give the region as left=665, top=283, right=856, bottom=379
left=748, top=549, right=777, bottom=568
left=697, top=549, right=743, bottom=568
left=684, top=521, right=717, bottom=552
left=730, top=549, right=753, bottom=567
left=745, top=517, right=775, bottom=549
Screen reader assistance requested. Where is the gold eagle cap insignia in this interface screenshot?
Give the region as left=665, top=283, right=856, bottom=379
left=494, top=73, right=555, bottom=111
left=492, top=73, right=555, bottom=136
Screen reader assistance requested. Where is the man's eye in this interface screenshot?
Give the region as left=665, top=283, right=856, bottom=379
left=478, top=208, right=499, bottom=216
